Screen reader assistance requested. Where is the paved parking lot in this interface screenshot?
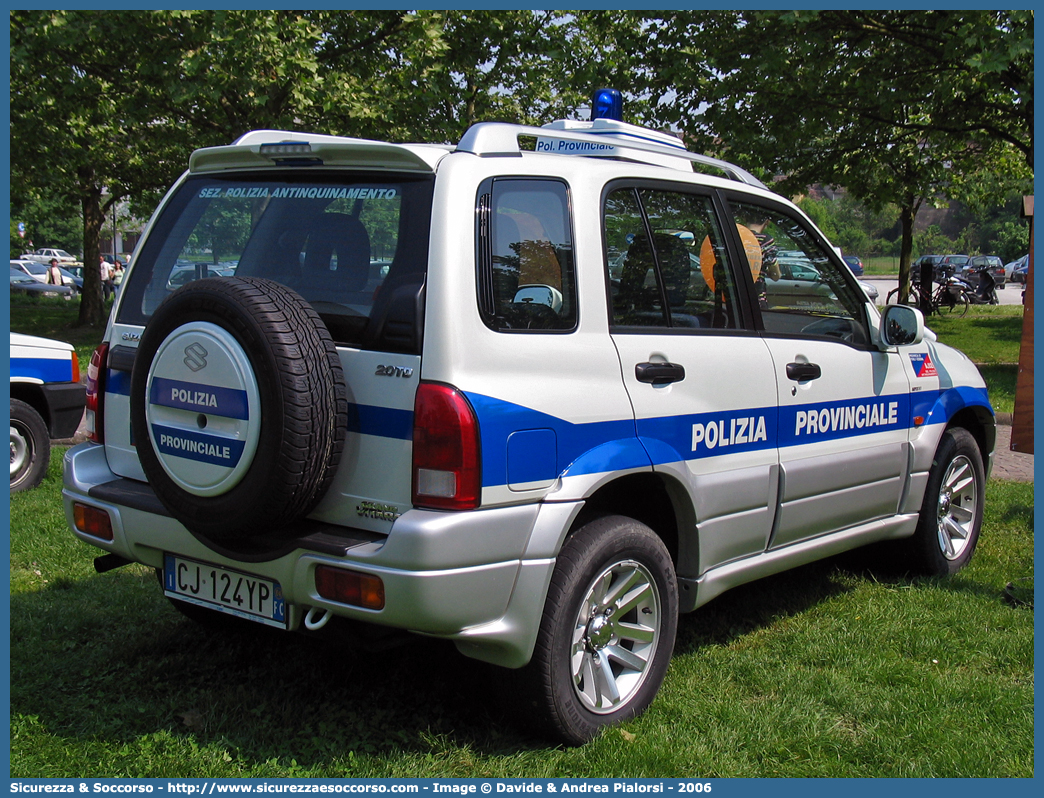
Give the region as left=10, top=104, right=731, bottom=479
left=864, top=277, right=1027, bottom=306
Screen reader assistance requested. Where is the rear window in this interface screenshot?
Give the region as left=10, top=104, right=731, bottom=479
left=118, top=173, right=434, bottom=352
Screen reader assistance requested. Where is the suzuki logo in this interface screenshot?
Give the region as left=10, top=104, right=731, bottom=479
left=183, top=342, right=209, bottom=372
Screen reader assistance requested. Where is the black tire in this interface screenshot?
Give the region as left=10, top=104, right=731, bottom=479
left=907, top=428, right=985, bottom=576
left=10, top=398, right=50, bottom=492
left=885, top=287, right=902, bottom=306
left=510, top=515, right=678, bottom=745
left=130, top=277, right=347, bottom=542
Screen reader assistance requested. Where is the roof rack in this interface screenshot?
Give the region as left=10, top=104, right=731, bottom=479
left=456, top=122, right=766, bottom=190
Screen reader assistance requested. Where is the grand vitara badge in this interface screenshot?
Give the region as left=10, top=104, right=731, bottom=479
left=145, top=322, right=262, bottom=497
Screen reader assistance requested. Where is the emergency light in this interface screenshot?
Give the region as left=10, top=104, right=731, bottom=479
left=591, top=88, right=623, bottom=121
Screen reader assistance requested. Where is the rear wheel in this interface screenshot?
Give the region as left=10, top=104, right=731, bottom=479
left=511, top=515, right=678, bottom=745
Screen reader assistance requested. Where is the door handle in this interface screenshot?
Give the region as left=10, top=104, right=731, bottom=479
left=636, top=362, right=686, bottom=385
left=786, top=362, right=822, bottom=382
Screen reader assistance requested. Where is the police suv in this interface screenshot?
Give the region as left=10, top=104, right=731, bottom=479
left=63, top=92, right=994, bottom=744
left=11, top=332, right=85, bottom=491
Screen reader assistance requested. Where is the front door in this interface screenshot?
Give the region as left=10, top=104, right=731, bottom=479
left=725, top=196, right=911, bottom=549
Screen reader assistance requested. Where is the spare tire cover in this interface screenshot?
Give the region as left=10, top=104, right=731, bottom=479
left=130, top=277, right=347, bottom=541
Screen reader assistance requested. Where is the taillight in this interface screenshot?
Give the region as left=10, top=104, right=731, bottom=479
left=412, top=382, right=481, bottom=510
left=73, top=503, right=114, bottom=541
left=71, top=351, right=80, bottom=384
left=85, top=343, right=109, bottom=444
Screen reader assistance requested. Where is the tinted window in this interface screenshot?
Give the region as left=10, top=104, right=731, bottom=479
left=604, top=186, right=741, bottom=330
left=117, top=173, right=434, bottom=352
left=729, top=199, right=870, bottom=345
left=476, top=179, right=576, bottom=332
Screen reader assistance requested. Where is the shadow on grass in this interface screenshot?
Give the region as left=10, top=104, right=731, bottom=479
left=674, top=556, right=855, bottom=654
left=10, top=571, right=546, bottom=774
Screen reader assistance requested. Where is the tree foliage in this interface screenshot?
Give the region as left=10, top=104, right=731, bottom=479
left=10, top=10, right=1033, bottom=319
left=630, top=10, right=1033, bottom=298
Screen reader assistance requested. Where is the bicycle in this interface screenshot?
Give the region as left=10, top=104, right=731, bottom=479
left=886, top=273, right=970, bottom=317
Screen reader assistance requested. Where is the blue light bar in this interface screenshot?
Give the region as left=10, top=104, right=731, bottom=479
left=590, top=88, right=623, bottom=121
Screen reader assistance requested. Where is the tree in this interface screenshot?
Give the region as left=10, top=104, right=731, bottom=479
left=11, top=12, right=203, bottom=324
left=629, top=10, right=1033, bottom=300
left=9, top=10, right=436, bottom=325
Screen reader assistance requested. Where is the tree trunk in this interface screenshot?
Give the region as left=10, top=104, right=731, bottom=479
left=897, top=199, right=916, bottom=304
left=77, top=186, right=107, bottom=327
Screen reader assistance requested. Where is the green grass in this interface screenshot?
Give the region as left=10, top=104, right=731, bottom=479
left=10, top=448, right=1034, bottom=777
left=926, top=305, right=1025, bottom=415
left=926, top=304, right=1024, bottom=364
left=9, top=294, right=110, bottom=368
left=861, top=257, right=900, bottom=276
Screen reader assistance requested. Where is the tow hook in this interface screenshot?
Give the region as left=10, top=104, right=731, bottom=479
left=94, top=553, right=132, bottom=573
left=304, top=606, right=332, bottom=631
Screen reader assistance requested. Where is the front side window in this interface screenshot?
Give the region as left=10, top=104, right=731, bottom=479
left=729, top=199, right=870, bottom=344
left=604, top=186, right=741, bottom=330
left=118, top=172, right=434, bottom=352
left=476, top=178, right=576, bottom=332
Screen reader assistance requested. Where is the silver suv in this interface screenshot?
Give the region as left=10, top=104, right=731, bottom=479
left=64, top=104, right=995, bottom=744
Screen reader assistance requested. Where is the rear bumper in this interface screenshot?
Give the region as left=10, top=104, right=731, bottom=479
left=63, top=442, right=566, bottom=667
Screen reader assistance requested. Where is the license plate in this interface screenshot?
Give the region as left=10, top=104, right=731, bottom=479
left=163, top=554, right=287, bottom=628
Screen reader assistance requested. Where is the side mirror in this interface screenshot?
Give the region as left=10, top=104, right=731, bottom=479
left=880, top=304, right=924, bottom=347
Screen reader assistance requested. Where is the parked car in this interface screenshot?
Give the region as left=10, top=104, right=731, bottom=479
left=1004, top=254, right=1028, bottom=283
left=912, top=254, right=943, bottom=279
left=858, top=280, right=879, bottom=302
left=1011, top=257, right=1030, bottom=284
left=23, top=247, right=78, bottom=264
left=10, top=267, right=74, bottom=300
left=10, top=332, right=86, bottom=491
left=63, top=98, right=995, bottom=745
left=966, top=255, right=1006, bottom=290
left=11, top=258, right=50, bottom=281
left=937, top=254, right=970, bottom=279
left=842, top=254, right=864, bottom=276
left=11, top=259, right=81, bottom=293
left=59, top=267, right=84, bottom=294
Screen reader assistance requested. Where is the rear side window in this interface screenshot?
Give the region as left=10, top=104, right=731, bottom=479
left=118, top=173, right=434, bottom=353
left=476, top=178, right=577, bottom=332
left=604, top=185, right=742, bottom=330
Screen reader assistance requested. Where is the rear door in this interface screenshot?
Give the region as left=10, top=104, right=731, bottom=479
left=603, top=183, right=780, bottom=574
left=108, top=170, right=436, bottom=533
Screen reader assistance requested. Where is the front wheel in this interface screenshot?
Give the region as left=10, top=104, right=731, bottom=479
left=512, top=515, right=678, bottom=745
left=10, top=399, right=50, bottom=492
left=908, top=428, right=985, bottom=575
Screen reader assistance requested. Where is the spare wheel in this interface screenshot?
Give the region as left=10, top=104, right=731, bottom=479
left=130, top=277, right=347, bottom=542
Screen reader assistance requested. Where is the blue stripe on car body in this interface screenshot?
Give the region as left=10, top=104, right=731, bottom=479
left=11, top=356, right=72, bottom=384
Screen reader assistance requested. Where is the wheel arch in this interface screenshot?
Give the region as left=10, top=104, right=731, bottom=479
left=9, top=383, right=51, bottom=434
left=567, top=471, right=694, bottom=571
left=945, top=405, right=996, bottom=476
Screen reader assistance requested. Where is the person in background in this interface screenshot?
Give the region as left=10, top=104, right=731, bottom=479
left=99, top=254, right=114, bottom=300
left=47, top=258, right=63, bottom=286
